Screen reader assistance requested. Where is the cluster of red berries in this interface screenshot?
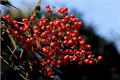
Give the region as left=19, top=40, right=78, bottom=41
left=1, top=5, right=103, bottom=77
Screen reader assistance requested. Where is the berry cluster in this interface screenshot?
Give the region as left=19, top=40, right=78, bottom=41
left=1, top=5, right=103, bottom=77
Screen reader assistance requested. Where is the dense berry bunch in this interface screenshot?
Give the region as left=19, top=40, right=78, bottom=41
left=1, top=5, right=103, bottom=77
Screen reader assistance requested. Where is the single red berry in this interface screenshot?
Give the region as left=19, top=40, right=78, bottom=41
left=30, top=16, right=35, bottom=21
left=58, top=31, right=62, bottom=36
left=6, top=15, right=10, bottom=19
left=24, top=24, right=29, bottom=29
left=14, top=24, right=19, bottom=29
left=46, top=8, right=51, bottom=13
left=57, top=60, right=61, bottom=65
left=26, top=38, right=30, bottom=43
left=22, top=18, right=28, bottom=23
left=84, top=45, right=92, bottom=50
left=14, top=30, right=18, bottom=35
left=69, top=56, right=73, bottom=60
left=89, top=60, right=94, bottom=65
left=64, top=55, right=69, bottom=61
left=78, top=61, right=83, bottom=65
left=98, top=56, right=103, bottom=61
left=33, top=25, right=38, bottom=30
left=50, top=42, right=56, bottom=47
left=73, top=56, right=78, bottom=61
left=84, top=59, right=89, bottom=64
left=68, top=39, right=73, bottom=45
left=88, top=55, right=92, bottom=59
left=51, top=35, right=56, bottom=40
left=78, top=36, right=83, bottom=41
left=80, top=40, right=85, bottom=46
left=46, top=4, right=50, bottom=8
left=63, top=7, right=68, bottom=12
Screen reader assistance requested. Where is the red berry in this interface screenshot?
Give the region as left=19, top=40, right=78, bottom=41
left=22, top=18, right=28, bottom=23
left=33, top=25, right=38, bottom=30
left=84, top=45, right=92, bottom=50
left=88, top=55, right=92, bottom=59
left=84, top=59, right=89, bottom=64
left=73, top=56, right=78, bottom=61
left=46, top=4, right=50, bottom=8
left=6, top=15, right=10, bottom=19
left=58, top=32, right=62, bottom=36
left=98, top=56, right=103, bottom=61
left=46, top=8, right=51, bottom=13
left=26, top=38, right=30, bottom=43
left=14, top=30, right=18, bottom=35
left=78, top=61, right=83, bottom=65
left=50, top=42, right=56, bottom=47
left=64, top=7, right=68, bottom=12
left=69, top=56, right=73, bottom=60
left=30, top=16, right=35, bottom=21
left=64, top=55, right=69, bottom=60
left=89, top=60, right=94, bottom=65
left=57, top=60, right=61, bottom=65
left=68, top=39, right=73, bottom=45
left=80, top=40, right=85, bottom=46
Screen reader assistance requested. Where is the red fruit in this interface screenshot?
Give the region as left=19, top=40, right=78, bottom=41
left=72, top=37, right=77, bottom=42
left=64, top=55, right=69, bottom=60
left=78, top=36, right=83, bottom=41
left=64, top=7, right=68, bottom=12
left=39, top=21, right=43, bottom=27
left=68, top=39, right=73, bottom=45
left=76, top=51, right=80, bottom=56
left=73, top=56, right=78, bottom=61
left=57, top=60, right=61, bottom=65
left=26, top=38, right=30, bottom=43
left=77, top=21, right=82, bottom=28
left=58, top=7, right=62, bottom=13
left=33, top=25, right=38, bottom=30
left=33, top=33, right=37, bottom=37
left=69, top=56, right=73, bottom=60
left=84, top=59, right=89, bottom=64
left=62, top=25, right=67, bottom=30
left=14, top=30, right=18, bottom=35
left=89, top=60, right=94, bottom=65
left=74, top=30, right=78, bottom=36
left=80, top=40, right=85, bottom=46
left=42, top=20, right=46, bottom=24
left=65, top=24, right=70, bottom=28
left=14, top=24, right=19, bottom=29
left=6, top=15, right=10, bottom=19
left=24, top=24, right=29, bottom=29
left=58, top=32, right=62, bottom=36
left=46, top=8, right=51, bottom=13
left=60, top=9, right=64, bottom=13
left=34, top=30, right=39, bottom=35
left=22, top=18, right=28, bottom=23
left=81, top=50, right=87, bottom=54
left=98, top=56, right=103, bottom=61
left=64, top=36, right=68, bottom=40
left=29, top=37, right=34, bottom=42
left=70, top=14, right=75, bottom=18
left=46, top=4, right=50, bottom=8
left=78, top=61, right=83, bottom=65
left=84, top=45, right=92, bottom=50
left=50, top=42, right=56, bottom=47
left=88, top=55, right=92, bottom=59
left=30, top=16, right=35, bottom=21
left=66, top=31, right=71, bottom=36
left=51, top=35, right=56, bottom=40
left=12, top=20, right=17, bottom=24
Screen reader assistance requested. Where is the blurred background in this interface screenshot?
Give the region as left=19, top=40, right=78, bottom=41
left=1, top=0, right=120, bottom=80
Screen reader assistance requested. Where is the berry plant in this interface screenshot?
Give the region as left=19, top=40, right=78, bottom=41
left=1, top=4, right=103, bottom=80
